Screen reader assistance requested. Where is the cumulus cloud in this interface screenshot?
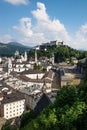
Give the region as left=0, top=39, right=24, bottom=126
left=13, top=2, right=71, bottom=46
left=13, top=18, right=33, bottom=37
left=32, top=2, right=71, bottom=43
left=32, top=2, right=49, bottom=22
left=4, top=0, right=29, bottom=5
left=72, top=24, right=87, bottom=50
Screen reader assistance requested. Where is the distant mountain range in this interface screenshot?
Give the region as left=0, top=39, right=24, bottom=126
left=0, top=42, right=31, bottom=56
left=8, top=42, right=25, bottom=47
left=79, top=49, right=86, bottom=52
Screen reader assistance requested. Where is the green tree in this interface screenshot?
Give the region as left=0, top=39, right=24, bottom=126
left=55, top=86, right=78, bottom=108
left=20, top=110, right=34, bottom=128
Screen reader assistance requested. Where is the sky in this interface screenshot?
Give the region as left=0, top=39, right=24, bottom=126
left=0, top=0, right=87, bottom=50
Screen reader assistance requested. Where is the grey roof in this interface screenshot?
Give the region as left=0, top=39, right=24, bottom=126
left=12, top=61, right=30, bottom=64
left=80, top=57, right=87, bottom=64
left=18, top=75, right=52, bottom=83
left=34, top=93, right=51, bottom=115
left=43, top=70, right=53, bottom=80
left=10, top=70, right=52, bottom=83
left=1, top=91, right=25, bottom=104
left=19, top=69, right=43, bottom=75
left=61, top=75, right=72, bottom=81
left=0, top=82, right=12, bottom=91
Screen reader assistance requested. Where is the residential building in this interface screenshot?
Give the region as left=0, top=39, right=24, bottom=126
left=0, top=85, right=25, bottom=119
left=59, top=67, right=83, bottom=88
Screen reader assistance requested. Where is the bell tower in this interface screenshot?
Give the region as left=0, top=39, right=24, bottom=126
left=52, top=53, right=54, bottom=65
left=8, top=58, right=12, bottom=74
left=24, top=51, right=27, bottom=61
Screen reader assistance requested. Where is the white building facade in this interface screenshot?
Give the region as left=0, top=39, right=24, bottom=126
left=3, top=99, right=25, bottom=119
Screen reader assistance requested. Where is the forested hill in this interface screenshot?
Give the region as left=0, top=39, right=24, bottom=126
left=0, top=42, right=87, bottom=60
left=0, top=42, right=30, bottom=56
left=28, top=45, right=87, bottom=63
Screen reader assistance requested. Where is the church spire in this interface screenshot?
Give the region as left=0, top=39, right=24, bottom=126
left=24, top=51, right=27, bottom=61
left=52, top=52, right=54, bottom=65
left=42, top=80, right=46, bottom=93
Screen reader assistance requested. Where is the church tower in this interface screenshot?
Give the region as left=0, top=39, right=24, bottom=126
left=24, top=51, right=27, bottom=61
left=42, top=80, right=47, bottom=93
left=8, top=58, right=12, bottom=74
left=14, top=50, right=19, bottom=57
left=51, top=53, right=54, bottom=65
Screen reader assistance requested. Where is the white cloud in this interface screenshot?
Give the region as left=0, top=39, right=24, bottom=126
left=4, top=0, right=29, bottom=5
left=72, top=24, right=87, bottom=50
left=32, top=2, right=49, bottom=22
left=1, top=2, right=87, bottom=50
left=79, top=24, right=87, bottom=34
left=13, top=2, right=71, bottom=46
left=0, top=34, right=12, bottom=43
left=13, top=17, right=33, bottom=37
left=31, top=2, right=71, bottom=43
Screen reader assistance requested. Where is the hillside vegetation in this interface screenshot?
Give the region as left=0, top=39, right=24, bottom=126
left=28, top=45, right=87, bottom=63
left=0, top=42, right=30, bottom=56
left=19, top=81, right=87, bottom=130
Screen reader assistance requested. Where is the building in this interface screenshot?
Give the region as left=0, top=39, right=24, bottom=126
left=59, top=67, right=83, bottom=88
left=6, top=51, right=33, bottom=74
left=20, top=69, right=44, bottom=79
left=50, top=40, right=63, bottom=47
left=40, top=40, right=63, bottom=50
left=5, top=69, right=54, bottom=109
left=71, top=57, right=78, bottom=64
left=0, top=85, right=25, bottom=119
left=77, top=57, right=87, bottom=74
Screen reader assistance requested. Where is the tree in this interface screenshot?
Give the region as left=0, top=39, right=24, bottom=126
left=55, top=86, right=78, bottom=108
left=19, top=81, right=87, bottom=130
left=60, top=102, right=87, bottom=130
left=20, top=110, right=34, bottom=128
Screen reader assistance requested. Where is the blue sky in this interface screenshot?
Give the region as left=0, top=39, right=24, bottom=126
left=0, top=0, right=87, bottom=50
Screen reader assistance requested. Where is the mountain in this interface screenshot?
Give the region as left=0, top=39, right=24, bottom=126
left=8, top=42, right=28, bottom=48
left=0, top=42, right=30, bottom=57
left=79, top=49, right=87, bottom=52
